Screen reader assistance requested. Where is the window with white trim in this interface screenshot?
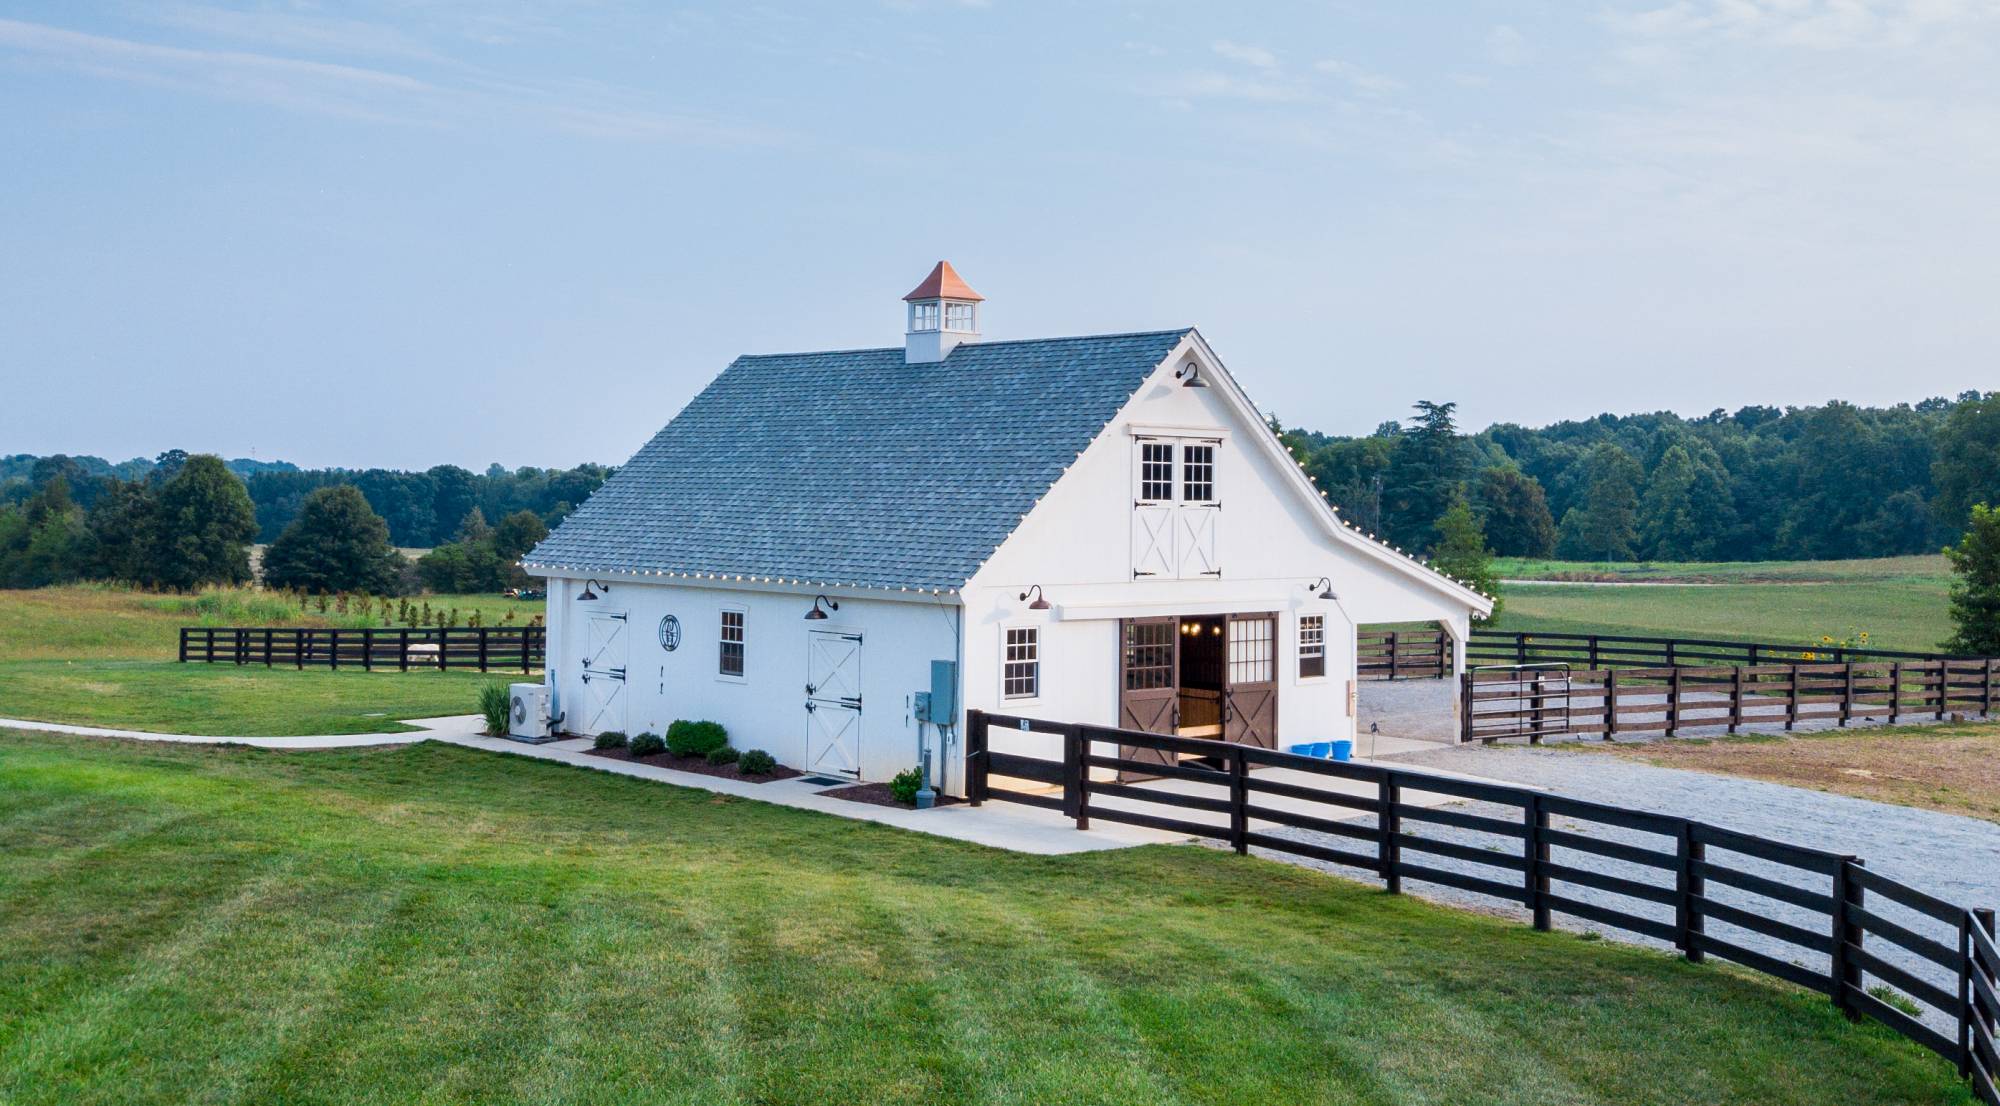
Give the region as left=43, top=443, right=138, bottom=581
left=1182, top=442, right=1215, bottom=502
left=1298, top=615, right=1325, bottom=679
left=1003, top=627, right=1039, bottom=699
left=1227, top=617, right=1273, bottom=684
left=910, top=302, right=940, bottom=331
left=1138, top=441, right=1174, bottom=503
left=944, top=302, right=975, bottom=331
left=718, top=609, right=744, bottom=677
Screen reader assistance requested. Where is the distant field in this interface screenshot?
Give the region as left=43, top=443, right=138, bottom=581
left=0, top=585, right=541, bottom=735
left=1487, top=557, right=1956, bottom=654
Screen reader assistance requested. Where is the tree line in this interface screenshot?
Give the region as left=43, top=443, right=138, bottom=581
left=1277, top=391, right=2000, bottom=563
left=0, top=451, right=560, bottom=595
left=3, top=452, right=609, bottom=549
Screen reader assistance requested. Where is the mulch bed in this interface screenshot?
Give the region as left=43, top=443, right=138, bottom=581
left=582, top=746, right=802, bottom=783
left=817, top=782, right=961, bottom=809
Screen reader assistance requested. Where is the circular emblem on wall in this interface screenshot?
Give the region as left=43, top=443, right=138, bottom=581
left=658, top=615, right=681, bottom=652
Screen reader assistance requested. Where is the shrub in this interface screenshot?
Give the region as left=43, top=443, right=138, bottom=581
left=477, top=683, right=510, bottom=736
left=889, top=767, right=924, bottom=806
left=738, top=749, right=776, bottom=775
left=706, top=745, right=740, bottom=766
left=667, top=719, right=729, bottom=758
left=593, top=729, right=628, bottom=750
left=628, top=732, right=665, bottom=757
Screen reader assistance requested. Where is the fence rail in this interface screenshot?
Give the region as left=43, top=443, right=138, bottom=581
left=178, top=625, right=545, bottom=674
left=1462, top=660, right=1999, bottom=743
left=963, top=710, right=2000, bottom=1103
left=1358, top=628, right=1448, bottom=680
left=1470, top=628, right=1982, bottom=670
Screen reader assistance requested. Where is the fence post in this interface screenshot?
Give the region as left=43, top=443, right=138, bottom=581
left=1388, top=631, right=1399, bottom=680
left=1605, top=669, right=1620, bottom=741
left=233, top=628, right=246, bottom=666
left=1748, top=643, right=1760, bottom=667
left=438, top=628, right=448, bottom=672
left=1459, top=672, right=1474, bottom=743
left=1379, top=775, right=1402, bottom=893
left=478, top=629, right=489, bottom=672
left=329, top=628, right=340, bottom=671
left=1667, top=667, right=1681, bottom=737
left=1060, top=724, right=1081, bottom=822
left=1588, top=635, right=1600, bottom=671
left=1666, top=640, right=1677, bottom=667
left=263, top=628, right=273, bottom=668
left=177, top=628, right=188, bottom=663
left=1936, top=661, right=1948, bottom=721
left=1963, top=910, right=1977, bottom=1078
left=1787, top=665, right=1799, bottom=731
left=1526, top=793, right=1550, bottom=931
left=295, top=629, right=305, bottom=670
left=1728, top=667, right=1743, bottom=734
left=1840, top=663, right=1853, bottom=727
left=1984, top=658, right=1994, bottom=718
left=1515, top=633, right=1527, bottom=666
left=1832, top=858, right=1865, bottom=1018
left=1074, top=726, right=1091, bottom=831
left=363, top=627, right=374, bottom=672
left=1890, top=661, right=1903, bottom=725
left=1677, top=823, right=1705, bottom=962
left=1229, top=747, right=1249, bottom=856
left=964, top=709, right=987, bottom=806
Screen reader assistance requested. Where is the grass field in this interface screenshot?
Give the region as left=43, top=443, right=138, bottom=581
left=1487, top=556, right=1956, bottom=654
left=1602, top=720, right=2000, bottom=824
left=0, top=586, right=540, bottom=735
left=0, top=732, right=1972, bottom=1106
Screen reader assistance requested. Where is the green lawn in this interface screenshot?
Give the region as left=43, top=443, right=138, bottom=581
left=0, top=585, right=539, bottom=735
left=1487, top=557, right=1956, bottom=654
left=0, top=732, right=1972, bottom=1106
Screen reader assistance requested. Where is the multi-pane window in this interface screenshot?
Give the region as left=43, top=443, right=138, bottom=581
left=910, top=302, right=940, bottom=331
left=944, top=302, right=975, bottom=331
left=1003, top=627, right=1039, bottom=699
left=1139, top=441, right=1174, bottom=502
left=1298, top=615, right=1325, bottom=679
left=1123, top=620, right=1175, bottom=690
left=1182, top=443, right=1215, bottom=502
left=719, top=610, right=744, bottom=677
left=1227, top=617, right=1274, bottom=685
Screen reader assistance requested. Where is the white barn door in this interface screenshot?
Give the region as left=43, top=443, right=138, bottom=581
left=804, top=630, right=863, bottom=777
left=579, top=611, right=628, bottom=736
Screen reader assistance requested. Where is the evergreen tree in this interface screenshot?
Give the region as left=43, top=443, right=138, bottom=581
left=1430, top=497, right=1502, bottom=622
left=150, top=455, right=258, bottom=589
left=1943, top=503, right=2000, bottom=655
left=453, top=507, right=491, bottom=545
left=1556, top=443, right=1642, bottom=560
left=262, top=485, right=405, bottom=594
left=1473, top=466, right=1556, bottom=557
left=0, top=477, right=87, bottom=587
left=1933, top=393, right=2000, bottom=534
left=83, top=477, right=158, bottom=582
left=1382, top=400, right=1469, bottom=552
left=491, top=509, right=549, bottom=564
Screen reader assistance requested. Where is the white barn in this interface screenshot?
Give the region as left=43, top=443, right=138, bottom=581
left=525, top=263, right=1491, bottom=795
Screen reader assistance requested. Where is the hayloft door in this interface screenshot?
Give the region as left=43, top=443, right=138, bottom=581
left=805, top=630, right=863, bottom=777
left=1118, top=617, right=1178, bottom=773
left=579, top=610, right=628, bottom=736
left=1223, top=613, right=1278, bottom=749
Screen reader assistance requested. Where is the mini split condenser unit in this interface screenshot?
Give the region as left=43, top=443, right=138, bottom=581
left=509, top=683, right=551, bottom=739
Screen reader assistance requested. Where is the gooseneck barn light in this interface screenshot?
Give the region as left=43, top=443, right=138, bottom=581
left=1019, top=585, right=1051, bottom=610
left=1308, top=577, right=1336, bottom=601
left=804, top=594, right=839, bottom=621
left=578, top=579, right=611, bottom=601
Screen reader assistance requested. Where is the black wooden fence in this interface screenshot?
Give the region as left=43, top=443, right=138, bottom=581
left=1469, top=629, right=1981, bottom=670
left=1358, top=628, right=1449, bottom=680
left=964, top=710, right=2000, bottom=1103
left=178, top=625, right=545, bottom=673
left=1462, top=660, right=2000, bottom=743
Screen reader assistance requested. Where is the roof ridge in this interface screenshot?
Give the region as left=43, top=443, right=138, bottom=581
left=733, top=327, right=1195, bottom=362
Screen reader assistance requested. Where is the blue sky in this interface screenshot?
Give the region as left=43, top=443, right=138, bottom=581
left=3, top=1, right=1996, bottom=470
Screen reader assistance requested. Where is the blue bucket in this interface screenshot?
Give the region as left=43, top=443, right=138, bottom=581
left=1330, top=739, right=1354, bottom=762
left=1288, top=743, right=1317, bottom=757
left=1309, top=741, right=1333, bottom=758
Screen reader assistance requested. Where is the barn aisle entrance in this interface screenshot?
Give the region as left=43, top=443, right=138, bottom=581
left=1117, top=612, right=1278, bottom=775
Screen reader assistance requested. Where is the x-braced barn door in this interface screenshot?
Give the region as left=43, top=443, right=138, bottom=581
left=1223, top=613, right=1278, bottom=749
left=804, top=629, right=863, bottom=777
left=1118, top=617, right=1178, bottom=773
left=579, top=610, right=628, bottom=736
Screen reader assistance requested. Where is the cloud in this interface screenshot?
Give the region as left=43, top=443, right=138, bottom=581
left=1605, top=0, right=2000, bottom=51
left=0, top=16, right=785, bottom=145
left=1484, top=24, right=1531, bottom=65
left=1212, top=39, right=1279, bottom=69
left=1314, top=58, right=1403, bottom=96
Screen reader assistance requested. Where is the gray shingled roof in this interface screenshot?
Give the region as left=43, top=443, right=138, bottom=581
left=526, top=329, right=1193, bottom=591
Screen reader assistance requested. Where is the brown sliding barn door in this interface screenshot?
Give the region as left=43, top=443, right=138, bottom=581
left=1119, top=617, right=1178, bottom=772
left=1224, top=613, right=1278, bottom=749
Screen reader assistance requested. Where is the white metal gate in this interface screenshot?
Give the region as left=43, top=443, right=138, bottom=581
left=805, top=629, right=862, bottom=777
left=579, top=611, right=628, bottom=736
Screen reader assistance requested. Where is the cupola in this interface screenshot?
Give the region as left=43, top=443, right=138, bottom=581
left=903, top=260, right=983, bottom=363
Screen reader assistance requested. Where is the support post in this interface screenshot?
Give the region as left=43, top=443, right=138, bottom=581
left=1060, top=724, right=1081, bottom=823
left=178, top=628, right=188, bottom=663
left=329, top=628, right=339, bottom=671
left=1229, top=747, right=1249, bottom=856
left=1728, top=666, right=1743, bottom=734
left=478, top=630, right=489, bottom=672
left=1840, top=663, right=1853, bottom=727
left=963, top=709, right=988, bottom=806
left=363, top=627, right=374, bottom=672
left=1832, top=858, right=1865, bottom=1018
left=1667, top=667, right=1681, bottom=737
left=1605, top=669, right=1620, bottom=741
left=1890, top=661, right=1902, bottom=725
left=1936, top=661, right=1948, bottom=721
left=1379, top=776, right=1402, bottom=893
left=1526, top=793, right=1550, bottom=931
left=1677, top=823, right=1705, bottom=962
left=264, top=627, right=273, bottom=668
left=1787, top=665, right=1799, bottom=730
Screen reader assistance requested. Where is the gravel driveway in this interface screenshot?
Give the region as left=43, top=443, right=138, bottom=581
left=1250, top=740, right=2000, bottom=1034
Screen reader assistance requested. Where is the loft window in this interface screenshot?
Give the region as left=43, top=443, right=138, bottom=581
left=1182, top=443, right=1215, bottom=502
left=1298, top=615, right=1325, bottom=679
left=1138, top=441, right=1174, bottom=502
left=1003, top=627, right=1039, bottom=699
left=719, top=610, right=745, bottom=677
left=944, top=302, right=975, bottom=331
left=910, top=302, right=940, bottom=331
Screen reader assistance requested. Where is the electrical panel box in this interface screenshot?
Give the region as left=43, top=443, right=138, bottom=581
left=916, top=660, right=957, bottom=724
